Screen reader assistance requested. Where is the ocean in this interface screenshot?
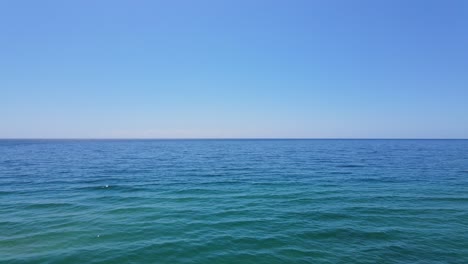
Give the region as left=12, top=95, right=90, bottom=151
left=1, top=139, right=467, bottom=263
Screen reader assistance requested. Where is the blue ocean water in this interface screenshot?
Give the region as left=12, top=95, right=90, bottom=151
left=0, top=139, right=467, bottom=263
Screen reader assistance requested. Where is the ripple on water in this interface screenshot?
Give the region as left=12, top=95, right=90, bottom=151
left=1, top=139, right=468, bottom=263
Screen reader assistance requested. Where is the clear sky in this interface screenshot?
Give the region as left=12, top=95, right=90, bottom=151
left=1, top=0, right=467, bottom=138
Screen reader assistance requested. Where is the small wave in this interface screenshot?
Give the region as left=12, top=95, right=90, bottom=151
left=298, top=228, right=394, bottom=240
left=336, top=164, right=366, bottom=168
left=23, top=202, right=78, bottom=210
left=354, top=177, right=398, bottom=183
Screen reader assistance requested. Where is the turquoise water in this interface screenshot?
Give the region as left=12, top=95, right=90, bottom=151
left=1, top=139, right=467, bottom=263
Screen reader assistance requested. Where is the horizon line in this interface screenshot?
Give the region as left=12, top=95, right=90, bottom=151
left=0, top=138, right=467, bottom=140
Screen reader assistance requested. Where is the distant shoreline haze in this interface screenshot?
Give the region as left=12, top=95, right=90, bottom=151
left=0, top=138, right=467, bottom=140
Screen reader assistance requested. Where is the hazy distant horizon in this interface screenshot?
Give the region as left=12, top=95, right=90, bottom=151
left=1, top=137, right=467, bottom=140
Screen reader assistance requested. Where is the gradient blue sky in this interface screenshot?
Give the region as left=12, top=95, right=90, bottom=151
left=1, top=0, right=467, bottom=138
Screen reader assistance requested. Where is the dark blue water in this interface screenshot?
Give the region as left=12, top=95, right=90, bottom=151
left=1, top=139, right=467, bottom=263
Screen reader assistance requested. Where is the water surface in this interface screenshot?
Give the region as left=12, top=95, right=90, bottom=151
left=1, top=139, right=467, bottom=263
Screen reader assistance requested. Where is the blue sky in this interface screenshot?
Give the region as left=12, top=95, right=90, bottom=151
left=1, top=0, right=467, bottom=138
